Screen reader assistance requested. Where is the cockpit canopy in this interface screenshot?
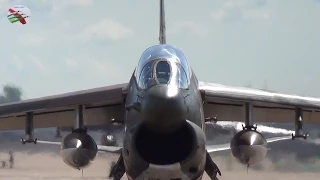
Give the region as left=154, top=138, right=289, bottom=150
left=136, top=45, right=191, bottom=89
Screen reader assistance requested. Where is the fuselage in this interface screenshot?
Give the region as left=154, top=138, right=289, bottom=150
left=122, top=44, right=208, bottom=179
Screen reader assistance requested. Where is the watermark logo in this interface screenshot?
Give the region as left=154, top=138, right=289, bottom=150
left=7, top=5, right=31, bottom=25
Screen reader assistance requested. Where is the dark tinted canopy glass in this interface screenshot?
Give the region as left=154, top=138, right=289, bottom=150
left=155, top=61, right=171, bottom=84
left=138, top=62, right=154, bottom=89
left=138, top=60, right=188, bottom=89
left=136, top=44, right=191, bottom=89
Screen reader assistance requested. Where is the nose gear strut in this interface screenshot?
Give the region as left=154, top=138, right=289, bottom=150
left=109, top=153, right=125, bottom=180
left=205, top=151, right=221, bottom=180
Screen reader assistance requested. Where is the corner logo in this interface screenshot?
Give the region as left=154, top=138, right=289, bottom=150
left=7, top=5, right=31, bottom=25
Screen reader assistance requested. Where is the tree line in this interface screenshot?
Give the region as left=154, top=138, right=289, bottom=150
left=0, top=84, right=22, bottom=104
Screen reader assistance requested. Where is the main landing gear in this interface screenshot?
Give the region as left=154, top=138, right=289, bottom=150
left=205, top=151, right=221, bottom=180
left=109, top=153, right=126, bottom=180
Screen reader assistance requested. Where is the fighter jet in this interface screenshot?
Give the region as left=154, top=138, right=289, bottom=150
left=0, top=0, right=319, bottom=179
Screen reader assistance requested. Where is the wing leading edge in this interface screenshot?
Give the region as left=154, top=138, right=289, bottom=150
left=37, top=135, right=292, bottom=154
left=199, top=82, right=320, bottom=124
left=0, top=83, right=128, bottom=131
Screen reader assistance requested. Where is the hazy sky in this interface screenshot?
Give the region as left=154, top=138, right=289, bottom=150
left=0, top=0, right=319, bottom=99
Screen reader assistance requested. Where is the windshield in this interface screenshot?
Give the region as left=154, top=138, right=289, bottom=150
left=138, top=60, right=188, bottom=89
left=155, top=61, right=171, bottom=84
left=138, top=61, right=154, bottom=89
left=136, top=44, right=191, bottom=85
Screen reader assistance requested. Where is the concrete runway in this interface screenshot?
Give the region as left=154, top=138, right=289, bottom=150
left=0, top=130, right=320, bottom=180
left=0, top=146, right=319, bottom=180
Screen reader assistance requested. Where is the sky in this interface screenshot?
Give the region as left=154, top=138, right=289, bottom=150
left=0, top=0, right=319, bottom=99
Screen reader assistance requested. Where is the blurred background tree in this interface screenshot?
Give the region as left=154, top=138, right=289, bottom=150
left=0, top=84, right=22, bottom=104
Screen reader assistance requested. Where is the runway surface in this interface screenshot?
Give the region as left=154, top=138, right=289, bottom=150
left=0, top=128, right=320, bottom=180
left=0, top=146, right=319, bottom=180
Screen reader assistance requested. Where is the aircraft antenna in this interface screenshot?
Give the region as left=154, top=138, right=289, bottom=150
left=159, top=0, right=166, bottom=44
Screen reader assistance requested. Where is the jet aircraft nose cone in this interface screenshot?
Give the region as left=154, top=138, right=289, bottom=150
left=141, top=85, right=187, bottom=133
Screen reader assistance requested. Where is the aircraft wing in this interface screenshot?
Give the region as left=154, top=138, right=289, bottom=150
left=199, top=82, right=320, bottom=124
left=97, top=144, right=122, bottom=153
left=206, top=135, right=292, bottom=153
left=37, top=140, right=122, bottom=154
left=0, top=83, right=128, bottom=131
left=39, top=135, right=292, bottom=154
